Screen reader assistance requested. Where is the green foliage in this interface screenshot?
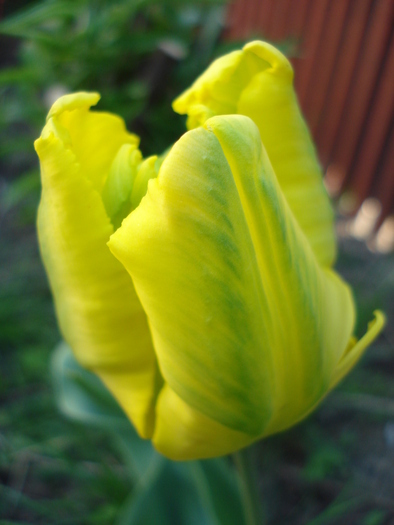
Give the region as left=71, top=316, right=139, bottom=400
left=0, top=0, right=229, bottom=190
left=362, top=510, right=387, bottom=525
left=303, top=445, right=345, bottom=483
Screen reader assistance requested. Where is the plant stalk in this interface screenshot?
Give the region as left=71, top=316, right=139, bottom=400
left=233, top=447, right=265, bottom=525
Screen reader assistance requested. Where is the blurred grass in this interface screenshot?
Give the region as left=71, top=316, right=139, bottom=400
left=0, top=0, right=233, bottom=181
left=1, top=0, right=394, bottom=524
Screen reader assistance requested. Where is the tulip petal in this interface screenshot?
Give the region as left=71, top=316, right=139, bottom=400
left=329, top=310, right=386, bottom=389
left=130, top=155, right=159, bottom=211
left=102, top=144, right=142, bottom=228
left=46, top=92, right=139, bottom=192
left=152, top=384, right=254, bottom=460
left=109, top=115, right=357, bottom=444
left=35, top=96, right=159, bottom=438
left=173, top=41, right=335, bottom=267
left=173, top=49, right=269, bottom=128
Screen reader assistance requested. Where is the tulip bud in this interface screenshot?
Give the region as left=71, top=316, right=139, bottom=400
left=36, top=44, right=384, bottom=461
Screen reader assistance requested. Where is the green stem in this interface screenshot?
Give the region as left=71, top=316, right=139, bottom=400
left=233, top=447, right=265, bottom=525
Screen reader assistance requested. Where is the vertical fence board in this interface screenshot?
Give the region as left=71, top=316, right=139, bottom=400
left=256, top=0, right=275, bottom=39
left=269, top=0, right=293, bottom=41
left=316, top=0, right=373, bottom=165
left=331, top=0, right=394, bottom=189
left=243, top=0, right=262, bottom=37
left=303, top=0, right=351, bottom=133
left=350, top=34, right=394, bottom=206
left=225, top=0, right=249, bottom=39
left=376, top=125, right=394, bottom=224
left=286, top=0, right=310, bottom=38
left=293, top=0, right=330, bottom=105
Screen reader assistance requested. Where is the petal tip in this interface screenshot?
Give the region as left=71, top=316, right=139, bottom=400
left=330, top=309, right=386, bottom=389
left=243, top=40, right=293, bottom=78
left=355, top=309, right=386, bottom=353
left=46, top=91, right=101, bottom=121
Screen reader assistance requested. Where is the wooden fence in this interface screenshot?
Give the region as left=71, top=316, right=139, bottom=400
left=225, top=0, right=394, bottom=249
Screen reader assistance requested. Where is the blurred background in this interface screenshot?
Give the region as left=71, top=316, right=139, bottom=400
left=0, top=0, right=393, bottom=523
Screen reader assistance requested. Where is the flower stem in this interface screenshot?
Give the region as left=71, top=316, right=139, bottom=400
left=233, top=447, right=265, bottom=525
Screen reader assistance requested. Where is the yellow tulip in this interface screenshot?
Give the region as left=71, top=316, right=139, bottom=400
left=35, top=41, right=384, bottom=461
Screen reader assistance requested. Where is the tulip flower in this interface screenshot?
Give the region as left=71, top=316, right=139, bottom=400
left=35, top=41, right=384, bottom=461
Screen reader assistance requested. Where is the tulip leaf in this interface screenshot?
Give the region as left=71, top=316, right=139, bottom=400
left=51, top=342, right=247, bottom=525
left=117, top=462, right=210, bottom=525
left=51, top=342, right=158, bottom=479
left=187, top=459, right=246, bottom=525
left=117, top=460, right=246, bottom=525
left=51, top=341, right=126, bottom=425
left=114, top=426, right=161, bottom=483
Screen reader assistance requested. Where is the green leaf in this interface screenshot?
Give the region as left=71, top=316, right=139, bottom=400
left=117, top=460, right=246, bottom=525
left=51, top=342, right=159, bottom=479
left=0, top=67, right=39, bottom=85
left=188, top=459, right=245, bottom=525
left=51, top=342, right=128, bottom=427
left=51, top=343, right=246, bottom=525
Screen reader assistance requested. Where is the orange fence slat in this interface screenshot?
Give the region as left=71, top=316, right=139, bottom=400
left=226, top=0, right=256, bottom=39
left=293, top=0, right=330, bottom=106
left=235, top=0, right=254, bottom=38
left=375, top=124, right=394, bottom=225
left=303, top=0, right=351, bottom=133
left=255, top=0, right=275, bottom=39
left=350, top=34, right=394, bottom=206
left=286, top=0, right=310, bottom=38
left=225, top=1, right=244, bottom=40
left=331, top=0, right=394, bottom=188
left=247, top=0, right=266, bottom=35
left=269, top=0, right=293, bottom=41
left=316, top=0, right=373, bottom=166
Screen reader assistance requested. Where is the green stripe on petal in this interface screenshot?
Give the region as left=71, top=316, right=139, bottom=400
left=173, top=41, right=336, bottom=267
left=109, top=115, right=356, bottom=440
left=207, top=115, right=356, bottom=435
